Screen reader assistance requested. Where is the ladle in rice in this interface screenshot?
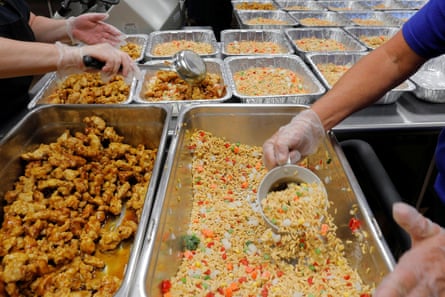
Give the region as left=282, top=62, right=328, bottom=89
left=257, top=164, right=328, bottom=233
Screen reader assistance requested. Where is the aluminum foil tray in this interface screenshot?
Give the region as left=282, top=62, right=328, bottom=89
left=396, top=0, right=426, bottom=10
left=133, top=58, right=232, bottom=114
left=384, top=10, right=417, bottom=26
left=224, top=54, right=325, bottom=103
left=274, top=0, right=326, bottom=11
left=410, top=55, right=445, bottom=103
left=344, top=26, right=399, bottom=50
left=0, top=104, right=171, bottom=297
left=123, top=34, right=148, bottom=62
left=289, top=11, right=353, bottom=27
left=145, top=29, right=219, bottom=60
left=220, top=29, right=294, bottom=57
left=318, top=0, right=370, bottom=11
left=306, top=52, right=415, bottom=104
left=337, top=11, right=401, bottom=26
left=235, top=10, right=298, bottom=29
left=232, top=0, right=279, bottom=10
left=363, top=0, right=405, bottom=10
left=28, top=72, right=136, bottom=109
left=284, top=27, right=367, bottom=58
left=130, top=104, right=395, bottom=297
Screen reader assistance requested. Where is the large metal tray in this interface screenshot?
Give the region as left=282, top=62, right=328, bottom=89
left=0, top=104, right=171, bottom=297
left=410, top=55, right=445, bottom=103
left=130, top=104, right=395, bottom=297
left=344, top=26, right=399, bottom=50
left=145, top=29, right=219, bottom=60
left=289, top=10, right=353, bottom=27
left=284, top=27, right=367, bottom=58
left=318, top=0, right=370, bottom=11
left=235, top=10, right=298, bottom=29
left=363, top=0, right=405, bottom=10
left=306, top=52, right=415, bottom=104
left=396, top=0, right=426, bottom=10
left=274, top=0, right=326, bottom=11
left=28, top=72, right=137, bottom=109
left=224, top=54, right=326, bottom=103
left=220, top=29, right=294, bottom=57
left=123, top=34, right=148, bottom=62
left=232, top=0, right=279, bottom=10
left=133, top=58, right=232, bottom=114
left=337, top=11, right=401, bottom=26
left=384, top=10, right=417, bottom=26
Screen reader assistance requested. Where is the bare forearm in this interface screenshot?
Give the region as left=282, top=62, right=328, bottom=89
left=0, top=38, right=59, bottom=78
left=312, top=31, right=426, bottom=130
left=29, top=13, right=70, bottom=43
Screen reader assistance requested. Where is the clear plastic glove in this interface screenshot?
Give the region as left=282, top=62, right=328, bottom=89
left=262, top=109, right=325, bottom=170
left=66, top=13, right=125, bottom=46
left=373, top=202, right=445, bottom=297
left=55, top=42, right=141, bottom=82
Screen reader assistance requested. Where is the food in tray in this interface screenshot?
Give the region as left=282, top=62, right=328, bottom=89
left=151, top=40, right=214, bottom=56
left=317, top=62, right=351, bottom=86
left=159, top=129, right=374, bottom=296
left=46, top=72, right=130, bottom=104
left=225, top=40, right=287, bottom=54
left=359, top=34, right=390, bottom=49
left=142, top=70, right=226, bottom=101
left=0, top=116, right=157, bottom=297
left=235, top=2, right=276, bottom=10
left=284, top=4, right=313, bottom=10
left=299, top=17, right=339, bottom=26
left=233, top=66, right=307, bottom=96
left=352, top=18, right=385, bottom=26
left=294, top=37, right=348, bottom=51
left=245, top=17, right=290, bottom=25
left=120, top=41, right=142, bottom=60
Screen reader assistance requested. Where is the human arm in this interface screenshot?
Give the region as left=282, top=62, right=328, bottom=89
left=29, top=12, right=123, bottom=45
left=262, top=31, right=427, bottom=169
left=373, top=202, right=445, bottom=297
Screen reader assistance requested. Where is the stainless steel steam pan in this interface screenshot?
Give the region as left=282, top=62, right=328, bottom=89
left=284, top=27, right=367, bottom=58
left=220, top=29, right=294, bottom=57
left=133, top=58, right=232, bottom=114
left=0, top=104, right=171, bottom=297
left=274, top=0, right=326, bottom=11
left=130, top=104, right=395, bottom=297
left=224, top=54, right=326, bottom=103
left=410, top=55, right=445, bottom=103
left=306, top=52, right=415, bottom=104
left=235, top=10, right=298, bottom=29
left=123, top=34, right=148, bottom=62
left=145, top=29, right=219, bottom=60
left=289, top=11, right=353, bottom=27
left=344, top=26, right=399, bottom=50
left=337, top=11, right=401, bottom=26
left=28, top=72, right=137, bottom=109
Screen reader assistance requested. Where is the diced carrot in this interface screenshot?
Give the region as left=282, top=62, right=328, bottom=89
left=201, top=229, right=215, bottom=238
left=241, top=181, right=248, bottom=189
left=226, top=262, right=234, bottom=271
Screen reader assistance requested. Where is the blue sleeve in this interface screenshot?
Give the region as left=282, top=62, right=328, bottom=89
left=402, top=0, right=445, bottom=59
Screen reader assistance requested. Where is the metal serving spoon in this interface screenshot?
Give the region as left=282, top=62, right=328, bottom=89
left=83, top=49, right=207, bottom=84
left=257, top=163, right=327, bottom=233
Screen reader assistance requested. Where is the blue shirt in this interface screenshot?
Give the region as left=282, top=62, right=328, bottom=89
left=402, top=0, right=445, bottom=203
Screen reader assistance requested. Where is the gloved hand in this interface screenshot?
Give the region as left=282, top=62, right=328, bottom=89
left=374, top=202, right=445, bottom=297
left=262, top=109, right=325, bottom=170
left=66, top=13, right=125, bottom=46
left=55, top=42, right=141, bottom=82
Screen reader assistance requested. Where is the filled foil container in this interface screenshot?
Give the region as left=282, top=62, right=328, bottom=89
left=0, top=104, right=171, bottom=297
left=284, top=27, right=368, bottom=59
left=129, top=104, right=395, bottom=297
left=274, top=0, right=327, bottom=11
left=232, top=0, right=280, bottom=10
left=224, top=54, right=326, bottom=103
left=145, top=29, right=219, bottom=60
left=235, top=10, right=299, bottom=29
left=289, top=10, right=353, bottom=27
left=337, top=11, right=401, bottom=26
left=220, top=29, right=294, bottom=57
left=27, top=72, right=137, bottom=109
left=384, top=10, right=417, bottom=26
left=344, top=26, right=399, bottom=50
left=410, top=55, right=445, bottom=103
left=396, top=0, right=427, bottom=10
left=317, top=0, right=371, bottom=11
left=123, top=34, right=149, bottom=63
left=362, top=0, right=405, bottom=10
left=133, top=58, right=232, bottom=114
left=306, top=52, right=415, bottom=104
